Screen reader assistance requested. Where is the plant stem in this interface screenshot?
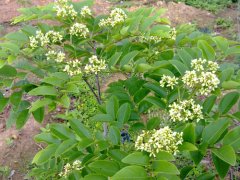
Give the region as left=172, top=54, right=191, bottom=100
left=95, top=73, right=108, bottom=137
left=83, top=77, right=101, bottom=104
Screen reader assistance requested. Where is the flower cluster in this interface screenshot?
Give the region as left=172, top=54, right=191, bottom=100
left=54, top=0, right=77, bottom=20
left=59, top=160, right=82, bottom=178
left=139, top=35, right=162, bottom=43
left=182, top=59, right=220, bottom=96
left=29, top=30, right=63, bottom=48
left=84, top=55, right=106, bottom=74
left=70, top=23, right=89, bottom=38
left=169, top=99, right=203, bottom=122
left=80, top=6, right=92, bottom=17
left=99, top=8, right=127, bottom=27
left=169, top=28, right=177, bottom=40
left=64, top=59, right=82, bottom=76
left=135, top=127, right=183, bottom=157
left=46, top=50, right=65, bottom=62
left=160, top=75, right=179, bottom=89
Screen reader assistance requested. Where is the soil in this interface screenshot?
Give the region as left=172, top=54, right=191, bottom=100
left=0, top=0, right=238, bottom=179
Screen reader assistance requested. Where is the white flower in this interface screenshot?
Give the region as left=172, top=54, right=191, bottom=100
left=84, top=55, right=106, bottom=74
left=46, top=50, right=65, bottom=62
left=59, top=160, right=83, bottom=178
left=182, top=59, right=220, bottom=96
left=135, top=127, right=183, bottom=157
left=80, top=6, right=92, bottom=17
left=45, top=31, right=63, bottom=43
left=99, top=8, right=127, bottom=27
left=54, top=0, right=77, bottom=20
left=56, top=51, right=65, bottom=62
left=160, top=75, right=179, bottom=89
left=169, top=99, right=203, bottom=122
left=46, top=50, right=57, bottom=61
left=64, top=59, right=82, bottom=76
left=70, top=23, right=89, bottom=38
left=29, top=36, right=38, bottom=49
left=169, top=28, right=176, bottom=40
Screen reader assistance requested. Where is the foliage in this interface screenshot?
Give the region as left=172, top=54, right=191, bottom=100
left=176, top=0, right=232, bottom=12
left=215, top=17, right=233, bottom=29
left=0, top=0, right=240, bottom=179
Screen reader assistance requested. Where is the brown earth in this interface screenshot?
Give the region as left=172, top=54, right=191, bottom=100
left=0, top=0, right=238, bottom=179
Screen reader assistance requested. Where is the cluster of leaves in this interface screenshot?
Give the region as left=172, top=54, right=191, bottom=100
left=0, top=0, right=240, bottom=179
left=176, top=0, right=233, bottom=12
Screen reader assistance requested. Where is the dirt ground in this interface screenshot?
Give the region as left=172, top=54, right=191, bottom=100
left=0, top=0, right=239, bottom=179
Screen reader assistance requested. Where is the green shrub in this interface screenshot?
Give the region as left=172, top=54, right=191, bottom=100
left=0, top=0, right=240, bottom=179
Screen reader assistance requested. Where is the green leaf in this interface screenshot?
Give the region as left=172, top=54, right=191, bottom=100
left=219, top=92, right=239, bottom=114
left=196, top=173, right=215, bottom=180
left=152, top=160, right=180, bottom=175
left=29, top=86, right=58, bottom=96
left=169, top=60, right=188, bottom=76
left=108, top=126, right=120, bottom=145
left=213, top=36, right=229, bottom=53
left=32, top=144, right=58, bottom=165
left=34, top=133, right=60, bottom=144
left=190, top=151, right=203, bottom=165
left=183, top=123, right=195, bottom=144
left=226, top=45, right=240, bottom=56
left=108, top=52, right=122, bottom=67
left=122, top=152, right=149, bottom=166
left=78, top=138, right=93, bottom=150
left=32, top=107, right=45, bottom=123
left=211, top=145, right=236, bottom=166
left=0, top=42, right=20, bottom=54
left=106, top=96, right=119, bottom=119
left=108, top=149, right=128, bottom=162
left=16, top=109, right=29, bottom=129
left=120, top=51, right=139, bottom=67
left=112, top=165, right=148, bottom=180
left=202, top=95, right=217, bottom=114
left=60, top=94, right=70, bottom=108
left=10, top=91, right=22, bottom=108
left=88, top=160, right=120, bottom=176
left=5, top=31, right=28, bottom=42
left=144, top=96, right=166, bottom=109
left=147, top=117, right=160, bottom=130
left=83, top=174, right=107, bottom=180
left=69, top=119, right=91, bottom=139
left=155, top=151, right=175, bottom=161
left=197, top=40, right=215, bottom=60
left=180, top=166, right=193, bottom=180
left=0, top=65, right=17, bottom=77
left=223, top=126, right=240, bottom=151
left=117, top=103, right=131, bottom=127
left=177, top=49, right=192, bottom=68
left=222, top=81, right=240, bottom=90
left=143, top=82, right=167, bottom=97
left=91, top=114, right=114, bottom=122
left=0, top=97, right=9, bottom=112
left=179, top=142, right=198, bottom=151
left=212, top=153, right=230, bottom=179
left=55, top=139, right=77, bottom=156
left=30, top=98, right=52, bottom=112
left=50, top=124, right=74, bottom=140
left=202, top=118, right=229, bottom=145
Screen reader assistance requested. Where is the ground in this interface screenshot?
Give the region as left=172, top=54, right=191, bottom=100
left=0, top=0, right=238, bottom=179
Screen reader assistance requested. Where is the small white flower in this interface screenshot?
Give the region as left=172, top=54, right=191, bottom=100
left=54, top=0, right=77, bottom=20
left=70, top=23, right=89, bottom=38
left=84, top=55, right=106, bottom=74
left=64, top=59, right=82, bottom=76
left=160, top=75, right=179, bottom=89
left=99, top=8, right=127, bottom=27
left=29, top=36, right=38, bottom=49
left=169, top=99, right=203, bottom=122
left=59, top=160, right=83, bottom=178
left=80, top=6, right=92, bottom=17
left=135, top=127, right=183, bottom=157
left=169, top=28, right=176, bottom=40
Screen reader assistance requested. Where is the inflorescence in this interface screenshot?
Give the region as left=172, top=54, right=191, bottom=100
left=84, top=55, right=106, bottom=74
left=70, top=23, right=89, bottom=38
left=135, top=127, right=183, bottom=157
left=29, top=30, right=63, bottom=49
left=169, top=99, right=203, bottom=122
left=59, top=160, right=82, bottom=178
left=182, top=58, right=220, bottom=96
left=54, top=0, right=77, bottom=20
left=160, top=75, right=179, bottom=89
left=99, top=8, right=127, bottom=27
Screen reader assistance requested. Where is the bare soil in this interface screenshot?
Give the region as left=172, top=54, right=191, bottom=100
left=0, top=0, right=238, bottom=179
